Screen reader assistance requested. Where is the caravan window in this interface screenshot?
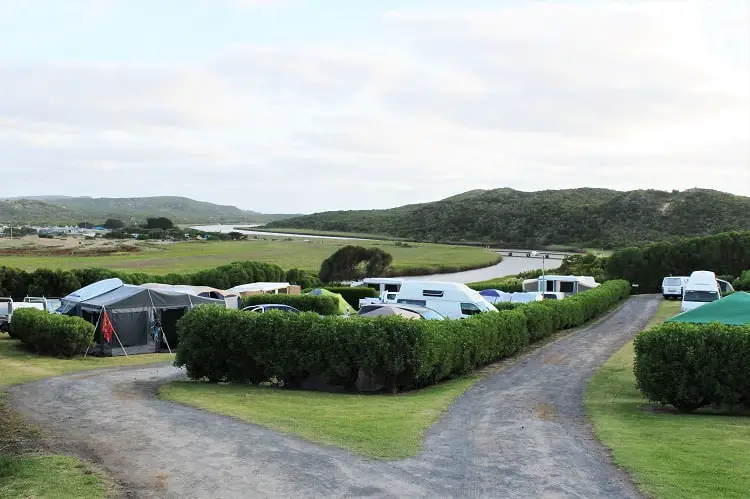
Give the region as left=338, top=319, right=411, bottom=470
left=460, top=303, right=482, bottom=316
left=559, top=281, right=575, bottom=293
left=422, top=290, right=444, bottom=297
left=398, top=299, right=427, bottom=307
left=385, top=284, right=400, bottom=292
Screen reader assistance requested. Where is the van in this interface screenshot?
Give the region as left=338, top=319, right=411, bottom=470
left=661, top=276, right=688, bottom=300
left=681, top=271, right=721, bottom=312
left=395, top=281, right=497, bottom=319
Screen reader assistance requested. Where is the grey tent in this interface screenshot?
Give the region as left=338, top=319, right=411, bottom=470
left=63, top=282, right=224, bottom=356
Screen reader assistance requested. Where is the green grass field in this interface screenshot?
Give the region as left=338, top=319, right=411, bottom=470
left=159, top=376, right=477, bottom=459
left=0, top=239, right=500, bottom=275
left=0, top=334, right=171, bottom=499
left=586, top=300, right=750, bottom=499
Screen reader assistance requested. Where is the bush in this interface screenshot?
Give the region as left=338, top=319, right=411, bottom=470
left=9, top=308, right=94, bottom=357
left=176, top=280, right=630, bottom=392
left=634, top=322, right=750, bottom=413
left=240, top=294, right=339, bottom=315
left=468, top=277, right=523, bottom=292
left=322, top=287, right=379, bottom=309
left=734, top=270, right=750, bottom=291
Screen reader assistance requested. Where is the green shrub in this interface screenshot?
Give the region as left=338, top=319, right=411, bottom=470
left=322, top=287, right=379, bottom=309
left=493, top=302, right=521, bottom=311
left=240, top=294, right=339, bottom=315
left=634, top=322, right=750, bottom=413
left=9, top=308, right=94, bottom=357
left=734, top=270, right=750, bottom=291
left=176, top=280, right=628, bottom=392
left=468, top=277, right=523, bottom=292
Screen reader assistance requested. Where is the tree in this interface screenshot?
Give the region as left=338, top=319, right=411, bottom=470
left=77, top=222, right=94, bottom=229
left=318, top=246, right=394, bottom=282
left=103, top=218, right=124, bottom=229
left=146, top=217, right=174, bottom=230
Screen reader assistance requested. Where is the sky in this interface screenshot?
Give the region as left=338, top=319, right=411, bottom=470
left=1, top=0, right=749, bottom=214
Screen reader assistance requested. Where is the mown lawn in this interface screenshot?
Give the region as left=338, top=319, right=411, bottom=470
left=159, top=376, right=477, bottom=459
left=0, top=334, right=172, bottom=499
left=0, top=239, right=499, bottom=275
left=586, top=300, right=750, bottom=499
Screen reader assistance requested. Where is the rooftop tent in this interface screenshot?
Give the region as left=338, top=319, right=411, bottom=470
left=307, top=288, right=354, bottom=315
left=58, top=277, right=124, bottom=314
left=666, top=292, right=750, bottom=326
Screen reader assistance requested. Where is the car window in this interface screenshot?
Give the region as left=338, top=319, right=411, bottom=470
left=460, top=302, right=482, bottom=316
left=684, top=290, right=719, bottom=303
left=397, top=299, right=427, bottom=307
left=417, top=309, right=445, bottom=320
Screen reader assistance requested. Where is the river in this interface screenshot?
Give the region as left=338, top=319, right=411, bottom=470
left=190, top=224, right=561, bottom=283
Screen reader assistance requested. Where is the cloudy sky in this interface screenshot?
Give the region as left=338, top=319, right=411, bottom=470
left=1, top=0, right=748, bottom=213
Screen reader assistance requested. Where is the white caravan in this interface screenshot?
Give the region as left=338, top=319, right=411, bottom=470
left=353, top=277, right=403, bottom=307
left=681, top=271, right=721, bottom=313
left=522, top=275, right=599, bottom=297
left=395, top=281, right=497, bottom=319
left=661, top=276, right=689, bottom=300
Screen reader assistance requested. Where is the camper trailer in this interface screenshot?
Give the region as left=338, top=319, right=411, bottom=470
left=522, top=275, right=599, bottom=297
left=395, top=281, right=497, bottom=319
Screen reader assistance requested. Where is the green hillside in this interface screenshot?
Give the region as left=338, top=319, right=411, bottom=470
left=267, top=188, right=750, bottom=248
left=0, top=196, right=296, bottom=225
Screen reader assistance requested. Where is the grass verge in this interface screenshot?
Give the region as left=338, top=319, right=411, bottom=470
left=586, top=299, right=750, bottom=499
left=159, top=376, right=477, bottom=460
left=0, top=334, right=172, bottom=498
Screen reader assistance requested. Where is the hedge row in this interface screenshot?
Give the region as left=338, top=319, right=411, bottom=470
left=176, top=280, right=630, bottom=392
left=9, top=308, right=94, bottom=357
left=0, top=262, right=320, bottom=300
left=734, top=270, right=750, bottom=291
left=634, top=322, right=750, bottom=413
left=321, top=287, right=379, bottom=308
left=240, top=294, right=340, bottom=315
left=467, top=277, right=523, bottom=292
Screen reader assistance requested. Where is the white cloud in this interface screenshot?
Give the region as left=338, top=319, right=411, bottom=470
left=1, top=1, right=748, bottom=213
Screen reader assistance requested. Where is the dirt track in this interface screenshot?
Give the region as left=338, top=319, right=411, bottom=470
left=10, top=295, right=659, bottom=498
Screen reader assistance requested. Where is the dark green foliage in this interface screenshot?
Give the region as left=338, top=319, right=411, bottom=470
left=0, top=261, right=286, bottom=300
left=468, top=277, right=523, bottom=292
left=322, top=287, right=379, bottom=309
left=176, top=280, right=629, bottom=392
left=556, top=253, right=607, bottom=283
left=145, top=217, right=174, bottom=230
left=634, top=322, right=750, bottom=413
left=734, top=270, right=750, bottom=291
left=103, top=218, right=124, bottom=229
left=9, top=308, right=94, bottom=357
left=605, top=231, right=750, bottom=293
left=285, top=268, right=321, bottom=289
left=493, top=302, right=521, bottom=311
left=240, top=294, right=339, bottom=315
left=318, top=246, right=394, bottom=282
left=77, top=222, right=94, bottom=229
left=268, top=188, right=750, bottom=247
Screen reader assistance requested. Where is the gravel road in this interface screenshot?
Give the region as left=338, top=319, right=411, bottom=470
left=10, top=295, right=659, bottom=499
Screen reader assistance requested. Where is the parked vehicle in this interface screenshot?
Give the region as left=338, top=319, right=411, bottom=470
left=661, top=276, right=688, bottom=300
left=353, top=277, right=402, bottom=308
left=522, top=275, right=599, bottom=296
left=681, top=271, right=721, bottom=313
left=395, top=281, right=497, bottom=319
left=0, top=297, right=49, bottom=333
left=509, top=292, right=544, bottom=304
left=357, top=303, right=445, bottom=320
left=242, top=304, right=302, bottom=314
left=717, top=279, right=735, bottom=295
left=0, top=298, right=11, bottom=332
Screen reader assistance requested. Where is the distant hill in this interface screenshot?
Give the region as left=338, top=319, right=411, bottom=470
left=0, top=196, right=297, bottom=225
left=267, top=188, right=750, bottom=248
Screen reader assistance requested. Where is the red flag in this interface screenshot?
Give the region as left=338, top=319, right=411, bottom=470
left=101, top=310, right=114, bottom=343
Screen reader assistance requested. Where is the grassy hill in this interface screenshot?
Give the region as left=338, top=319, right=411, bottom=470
left=0, top=196, right=296, bottom=225
left=267, top=188, right=750, bottom=248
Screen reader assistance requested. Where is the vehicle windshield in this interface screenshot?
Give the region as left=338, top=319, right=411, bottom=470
left=663, top=278, right=682, bottom=286
left=416, top=308, right=444, bottom=320
left=684, top=290, right=719, bottom=303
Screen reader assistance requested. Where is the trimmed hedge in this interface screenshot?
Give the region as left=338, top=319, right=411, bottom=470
left=634, top=322, right=750, bottom=413
left=322, top=287, right=379, bottom=309
left=240, top=294, right=339, bottom=315
left=176, top=280, right=630, bottom=392
left=9, top=308, right=94, bottom=357
left=468, top=277, right=523, bottom=292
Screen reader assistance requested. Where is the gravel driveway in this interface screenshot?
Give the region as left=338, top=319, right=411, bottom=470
left=10, top=295, right=659, bottom=498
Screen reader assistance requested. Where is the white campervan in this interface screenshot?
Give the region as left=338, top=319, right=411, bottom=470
left=661, top=276, right=688, bottom=300
left=353, top=277, right=403, bottom=307
left=395, top=281, right=497, bottom=319
left=681, top=271, right=721, bottom=312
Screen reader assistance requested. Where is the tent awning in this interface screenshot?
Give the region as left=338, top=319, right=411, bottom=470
left=666, top=292, right=750, bottom=326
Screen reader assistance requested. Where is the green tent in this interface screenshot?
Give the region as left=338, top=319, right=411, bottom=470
left=666, top=292, right=750, bottom=326
left=307, top=288, right=354, bottom=315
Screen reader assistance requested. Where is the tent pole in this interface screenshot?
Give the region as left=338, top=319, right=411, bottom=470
left=105, top=307, right=128, bottom=358
left=84, top=309, right=104, bottom=359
